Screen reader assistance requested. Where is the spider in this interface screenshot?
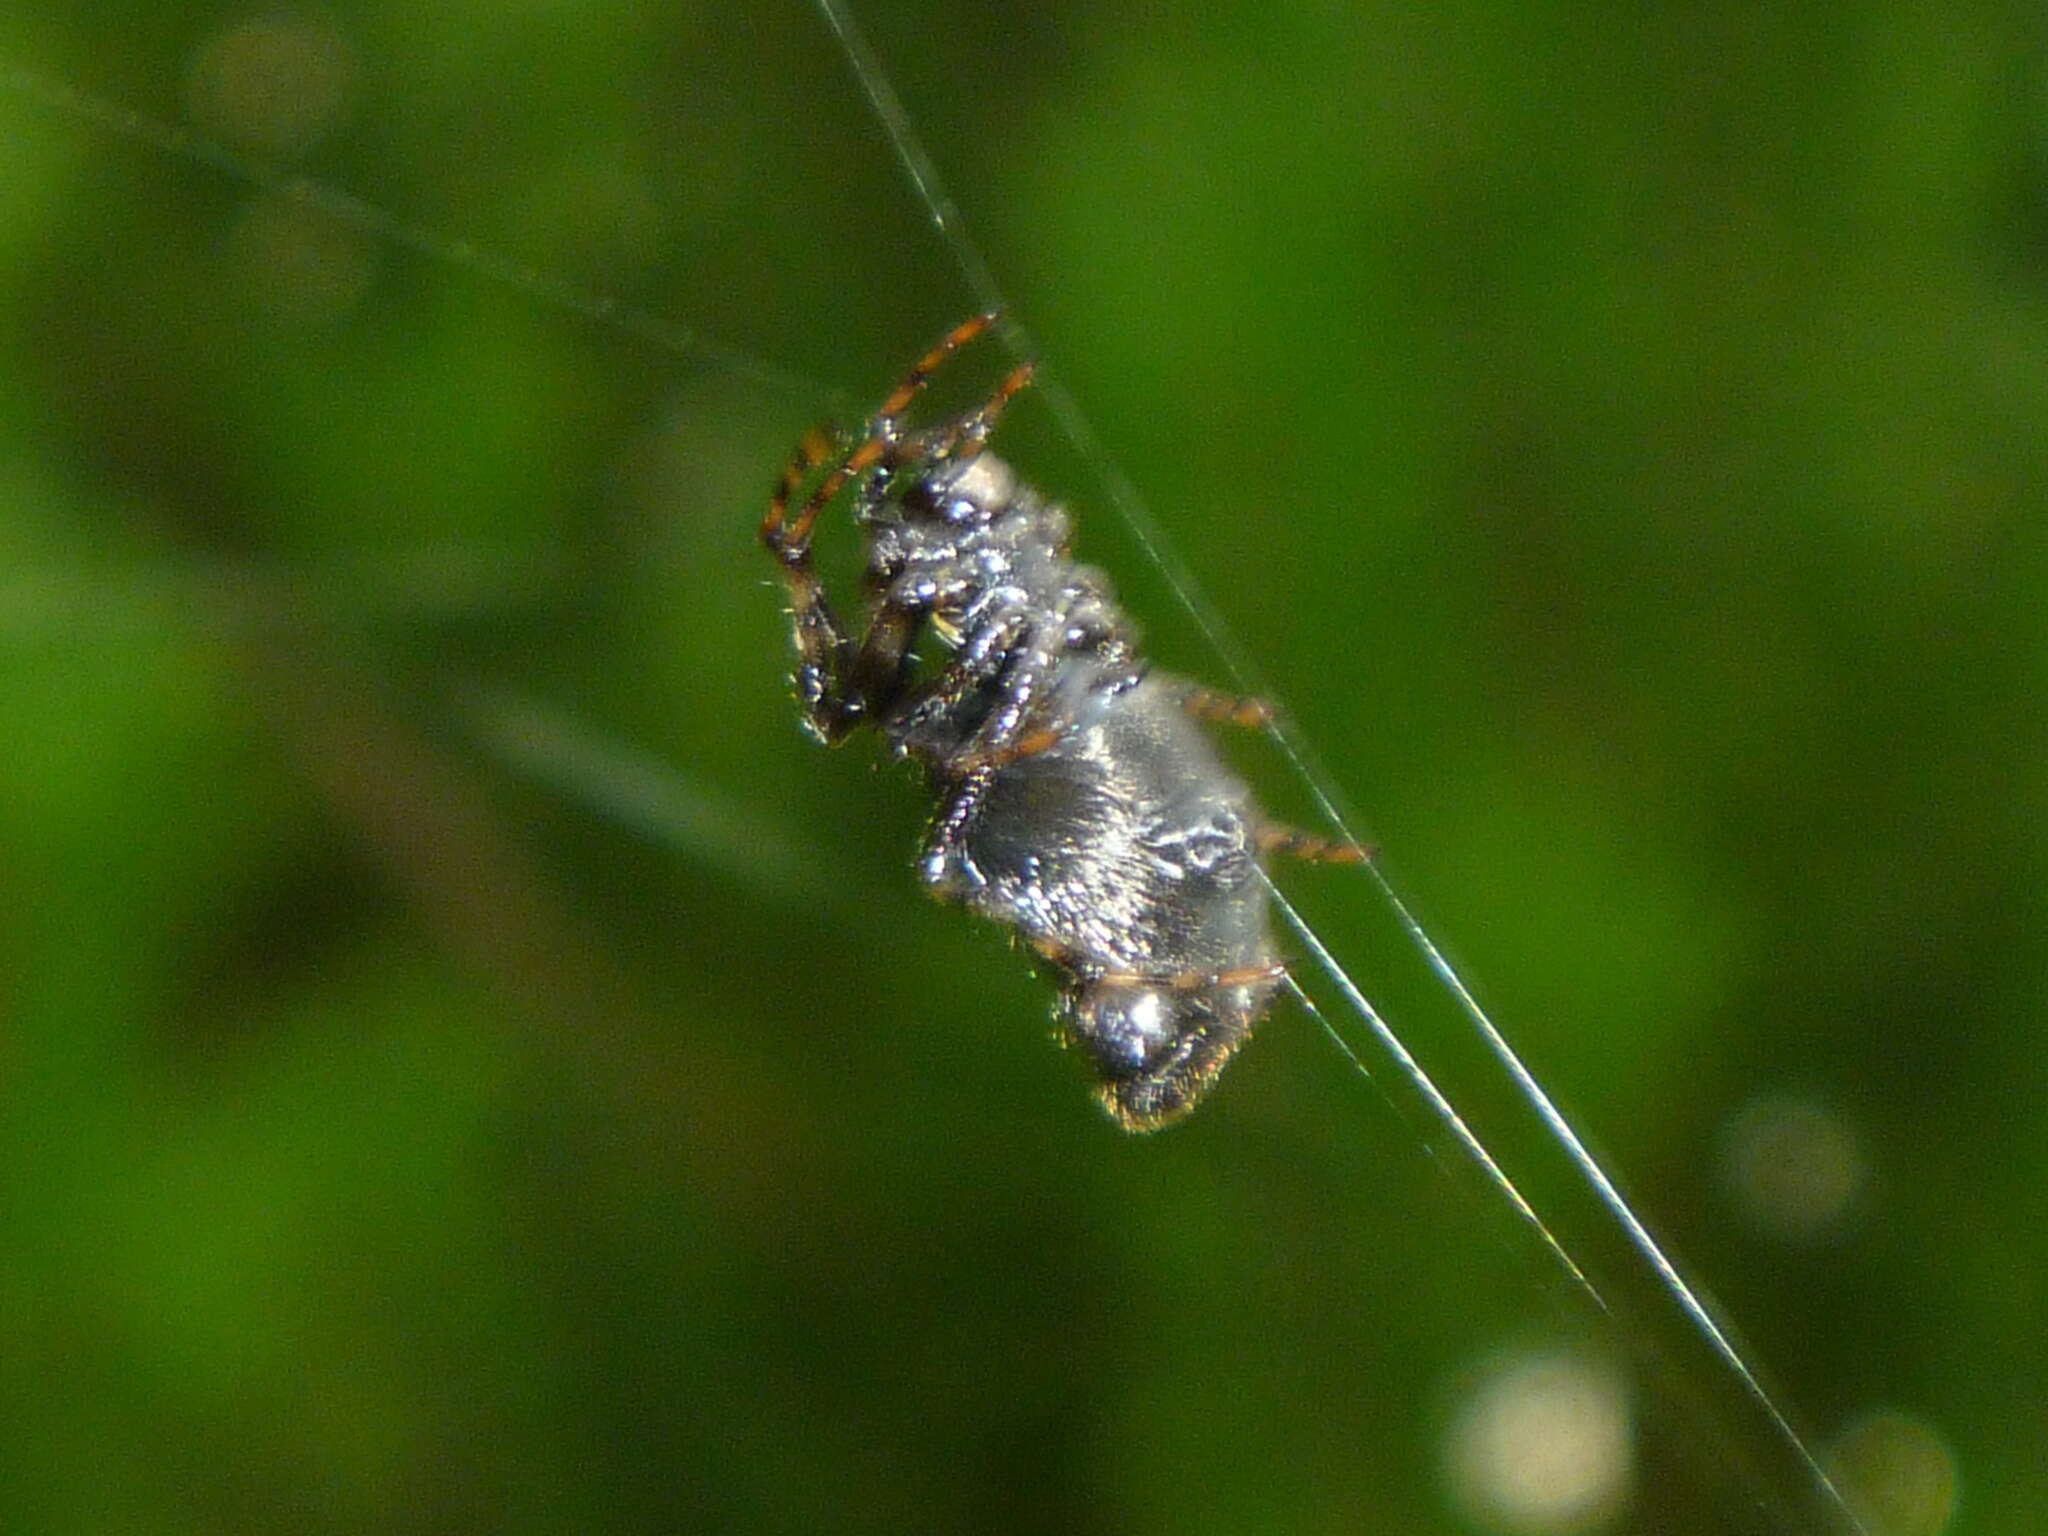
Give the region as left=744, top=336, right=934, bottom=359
left=761, top=314, right=1364, bottom=1130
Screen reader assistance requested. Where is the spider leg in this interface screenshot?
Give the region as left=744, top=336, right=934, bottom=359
left=759, top=426, right=834, bottom=553
left=888, top=602, right=1074, bottom=775
left=770, top=587, right=931, bottom=747
left=948, top=593, right=1072, bottom=764
left=763, top=314, right=1004, bottom=557
left=872, top=309, right=1027, bottom=466
left=762, top=315, right=1034, bottom=743
left=960, top=559, right=1145, bottom=754
left=1176, top=685, right=1277, bottom=730
left=760, top=428, right=855, bottom=730
left=914, top=762, right=998, bottom=897
left=930, top=577, right=1143, bottom=773
left=884, top=606, right=1031, bottom=756
left=930, top=360, right=1037, bottom=461
left=876, top=311, right=1001, bottom=420
left=967, top=621, right=1054, bottom=754
left=764, top=435, right=887, bottom=559
left=1167, top=682, right=1365, bottom=863
left=1094, top=960, right=1290, bottom=990
left=1255, top=822, right=1374, bottom=866
left=1026, top=935, right=1287, bottom=995
left=910, top=598, right=1097, bottom=896
left=762, top=431, right=933, bottom=744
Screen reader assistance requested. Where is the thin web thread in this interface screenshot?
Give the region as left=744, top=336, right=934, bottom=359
left=809, top=0, right=1862, bottom=1526
left=1276, top=915, right=1597, bottom=1303
left=0, top=59, right=842, bottom=415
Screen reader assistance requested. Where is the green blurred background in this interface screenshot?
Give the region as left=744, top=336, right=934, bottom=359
left=1, top=0, right=2040, bottom=1531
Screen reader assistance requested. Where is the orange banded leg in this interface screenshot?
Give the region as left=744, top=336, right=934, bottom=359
left=766, top=313, right=1012, bottom=557
left=1257, top=824, right=1373, bottom=866
left=931, top=359, right=1037, bottom=460
left=770, top=436, right=887, bottom=559
left=947, top=724, right=1066, bottom=775
left=760, top=426, right=836, bottom=554
left=876, top=311, right=1001, bottom=418
left=761, top=430, right=854, bottom=728
left=1023, top=933, right=1286, bottom=995
left=1178, top=685, right=1276, bottom=730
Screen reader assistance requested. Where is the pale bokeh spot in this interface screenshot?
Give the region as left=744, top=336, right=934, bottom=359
left=184, top=15, right=359, bottom=161
left=1444, top=1350, right=1633, bottom=1534
left=1719, top=1092, right=1865, bottom=1243
left=224, top=198, right=376, bottom=324
left=1827, top=1409, right=1959, bottom=1536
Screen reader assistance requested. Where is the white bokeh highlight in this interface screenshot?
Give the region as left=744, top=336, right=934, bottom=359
left=1443, top=1350, right=1633, bottom=1534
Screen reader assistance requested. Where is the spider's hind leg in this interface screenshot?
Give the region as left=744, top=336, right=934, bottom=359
left=1168, top=681, right=1369, bottom=864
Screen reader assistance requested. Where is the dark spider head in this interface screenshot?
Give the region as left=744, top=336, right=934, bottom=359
left=864, top=450, right=1074, bottom=604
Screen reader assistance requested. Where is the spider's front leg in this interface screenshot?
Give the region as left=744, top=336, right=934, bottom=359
left=883, top=602, right=1030, bottom=757
left=769, top=570, right=929, bottom=746
left=949, top=582, right=1136, bottom=770
left=762, top=432, right=926, bottom=744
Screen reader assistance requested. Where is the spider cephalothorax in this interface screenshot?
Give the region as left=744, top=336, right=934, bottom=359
left=761, top=314, right=1362, bottom=1129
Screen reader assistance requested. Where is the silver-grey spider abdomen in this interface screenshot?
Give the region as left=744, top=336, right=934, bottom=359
left=921, top=671, right=1283, bottom=1129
